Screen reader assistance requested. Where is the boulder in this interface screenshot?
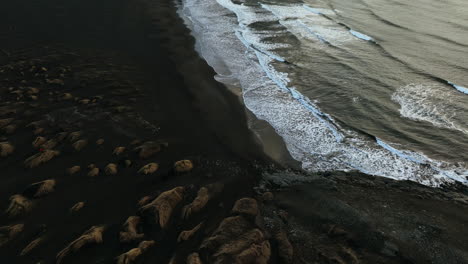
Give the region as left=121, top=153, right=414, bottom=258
left=67, top=166, right=81, bottom=175
left=177, top=222, right=203, bottom=242
left=140, top=186, right=184, bottom=229
left=182, top=184, right=223, bottom=219
left=88, top=167, right=100, bottom=177
left=105, top=163, right=118, bottom=175
left=24, top=150, right=60, bottom=168
left=174, top=160, right=194, bottom=173
left=32, top=136, right=47, bottom=148
left=119, top=216, right=144, bottom=243
left=6, top=195, right=32, bottom=218
left=24, top=179, right=56, bottom=198
left=116, top=240, right=155, bottom=264
left=113, top=146, right=126, bottom=155
left=0, top=224, right=24, bottom=247
left=134, top=141, right=168, bottom=159
left=232, top=198, right=258, bottom=217
left=0, top=142, right=14, bottom=157
left=56, top=225, right=106, bottom=264
left=72, top=139, right=88, bottom=151
left=138, top=163, right=159, bottom=175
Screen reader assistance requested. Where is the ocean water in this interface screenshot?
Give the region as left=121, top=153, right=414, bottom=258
left=177, top=0, right=468, bottom=186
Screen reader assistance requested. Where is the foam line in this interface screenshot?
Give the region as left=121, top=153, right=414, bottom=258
left=349, top=29, right=374, bottom=41
left=448, top=81, right=468, bottom=94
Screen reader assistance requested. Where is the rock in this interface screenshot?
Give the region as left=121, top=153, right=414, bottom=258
left=46, top=79, right=64, bottom=86
left=134, top=141, right=168, bottom=159
left=119, top=216, right=144, bottom=243
left=56, top=225, right=106, bottom=264
left=87, top=167, right=100, bottom=177
left=20, top=236, right=44, bottom=256
left=67, top=131, right=82, bottom=142
left=72, top=139, right=88, bottom=151
left=27, top=87, right=39, bottom=95
left=0, top=142, right=14, bottom=157
left=6, top=195, right=32, bottom=218
left=174, top=160, right=193, bottom=173
left=105, top=163, right=118, bottom=175
left=70, top=202, right=85, bottom=213
left=261, top=192, right=274, bottom=202
left=79, top=99, right=90, bottom=105
left=61, top=93, right=73, bottom=100
left=140, top=186, right=185, bottom=229
left=32, top=136, right=47, bottom=148
left=200, top=215, right=270, bottom=264
left=187, top=253, right=203, bottom=264
left=24, top=179, right=56, bottom=198
left=113, top=146, right=126, bottom=155
left=138, top=163, right=159, bottom=175
left=67, top=166, right=81, bottom=175
left=29, top=95, right=38, bottom=101
left=232, top=198, right=258, bottom=217
left=137, top=196, right=153, bottom=207
left=0, top=118, right=13, bottom=128
left=124, top=160, right=132, bottom=167
left=33, top=127, right=44, bottom=135
left=24, top=150, right=60, bottom=168
left=88, top=163, right=96, bottom=169
left=275, top=231, right=294, bottom=263
left=177, top=222, right=203, bottom=242
left=182, top=183, right=223, bottom=220
left=116, top=240, right=155, bottom=264
left=0, top=224, right=24, bottom=247
left=3, top=124, right=17, bottom=134
left=96, top=138, right=105, bottom=145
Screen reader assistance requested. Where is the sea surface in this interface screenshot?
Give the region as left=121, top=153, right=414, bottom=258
left=177, top=0, right=468, bottom=186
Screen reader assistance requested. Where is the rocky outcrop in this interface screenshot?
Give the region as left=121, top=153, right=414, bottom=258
left=120, top=216, right=144, bottom=243
left=56, top=225, right=106, bottom=264
left=116, top=240, right=155, bottom=264
left=139, top=186, right=184, bottom=229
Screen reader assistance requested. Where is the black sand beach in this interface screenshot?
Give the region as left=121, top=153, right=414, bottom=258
left=0, top=0, right=467, bottom=263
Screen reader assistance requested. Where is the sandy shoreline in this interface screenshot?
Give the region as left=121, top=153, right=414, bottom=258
left=0, top=0, right=467, bottom=263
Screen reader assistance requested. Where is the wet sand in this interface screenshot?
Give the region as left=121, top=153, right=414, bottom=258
left=0, top=0, right=467, bottom=263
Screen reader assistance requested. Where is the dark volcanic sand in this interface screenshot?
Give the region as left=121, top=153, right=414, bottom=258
left=0, top=0, right=467, bottom=264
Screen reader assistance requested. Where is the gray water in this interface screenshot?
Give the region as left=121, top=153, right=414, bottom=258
left=178, top=0, right=468, bottom=186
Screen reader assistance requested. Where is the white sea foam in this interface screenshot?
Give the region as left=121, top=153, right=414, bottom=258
left=448, top=81, right=468, bottom=94
left=392, top=83, right=468, bottom=135
left=177, top=0, right=468, bottom=186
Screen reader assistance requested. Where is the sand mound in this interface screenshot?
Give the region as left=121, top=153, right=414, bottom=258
left=5, top=195, right=32, bottom=218
left=56, top=225, right=106, bottom=264
left=116, top=240, right=155, bottom=264
left=24, top=150, right=60, bottom=168
left=140, top=186, right=184, bottom=229
left=138, top=163, right=159, bottom=175
left=0, top=142, right=14, bottom=157
left=119, top=216, right=144, bottom=243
